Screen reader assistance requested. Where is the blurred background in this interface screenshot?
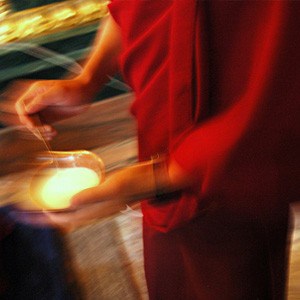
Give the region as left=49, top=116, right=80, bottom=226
left=0, top=1, right=298, bottom=299
left=0, top=1, right=145, bottom=299
left=0, top=0, right=126, bottom=129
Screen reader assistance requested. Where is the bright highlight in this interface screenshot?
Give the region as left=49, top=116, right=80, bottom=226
left=39, top=167, right=100, bottom=210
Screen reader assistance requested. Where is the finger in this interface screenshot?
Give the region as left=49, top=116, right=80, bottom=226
left=49, top=201, right=125, bottom=227
left=43, top=211, right=75, bottom=233
left=9, top=211, right=54, bottom=227
left=15, top=99, right=36, bottom=128
left=15, top=84, right=55, bottom=126
left=40, top=129, right=57, bottom=140
left=10, top=210, right=73, bottom=233
left=19, top=126, right=57, bottom=141
left=15, top=93, right=58, bottom=135
left=19, top=82, right=54, bottom=113
left=41, top=124, right=57, bottom=137
left=32, top=125, right=57, bottom=141
left=24, top=95, right=50, bottom=115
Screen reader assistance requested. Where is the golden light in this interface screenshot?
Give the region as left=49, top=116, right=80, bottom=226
left=38, top=167, right=100, bottom=210
left=29, top=151, right=105, bottom=211
left=0, top=0, right=109, bottom=44
left=0, top=22, right=10, bottom=34
left=0, top=22, right=14, bottom=42
left=77, top=2, right=100, bottom=15
left=17, top=15, right=43, bottom=36
left=51, top=7, right=76, bottom=21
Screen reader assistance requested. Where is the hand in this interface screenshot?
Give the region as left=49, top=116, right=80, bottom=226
left=60, top=159, right=191, bottom=230
left=13, top=78, right=92, bottom=139
left=43, top=161, right=158, bottom=231
left=10, top=201, right=126, bottom=234
left=11, top=158, right=192, bottom=232
left=10, top=162, right=156, bottom=232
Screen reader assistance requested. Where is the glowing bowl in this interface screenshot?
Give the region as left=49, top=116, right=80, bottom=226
left=28, top=150, right=105, bottom=211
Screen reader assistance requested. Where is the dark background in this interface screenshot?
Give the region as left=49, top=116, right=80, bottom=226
left=9, top=0, right=65, bottom=12
left=0, top=1, right=126, bottom=128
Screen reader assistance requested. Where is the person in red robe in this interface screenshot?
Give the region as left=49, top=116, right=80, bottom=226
left=11, top=1, right=299, bottom=299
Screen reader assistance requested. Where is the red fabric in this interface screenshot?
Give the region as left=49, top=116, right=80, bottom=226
left=108, top=1, right=299, bottom=299
left=110, top=0, right=300, bottom=232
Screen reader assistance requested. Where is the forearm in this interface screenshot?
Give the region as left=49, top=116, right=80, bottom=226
left=71, top=156, right=193, bottom=208
left=103, top=158, right=192, bottom=204
left=76, top=16, right=122, bottom=97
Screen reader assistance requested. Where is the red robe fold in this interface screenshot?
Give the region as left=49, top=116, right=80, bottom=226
left=109, top=1, right=299, bottom=299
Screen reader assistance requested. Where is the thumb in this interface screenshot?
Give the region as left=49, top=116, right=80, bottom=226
left=25, top=95, right=47, bottom=114
left=17, top=81, right=54, bottom=113
left=25, top=85, right=63, bottom=114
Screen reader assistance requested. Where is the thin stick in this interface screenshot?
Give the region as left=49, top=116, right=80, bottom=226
left=33, top=115, right=59, bottom=169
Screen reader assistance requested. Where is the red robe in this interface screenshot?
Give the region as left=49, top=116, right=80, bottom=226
left=109, top=1, right=299, bottom=299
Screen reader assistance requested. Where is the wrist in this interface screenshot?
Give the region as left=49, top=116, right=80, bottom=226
left=151, top=154, right=191, bottom=196
left=74, top=73, right=97, bottom=97
left=74, top=72, right=90, bottom=86
left=151, top=154, right=172, bottom=197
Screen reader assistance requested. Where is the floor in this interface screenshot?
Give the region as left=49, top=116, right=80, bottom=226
left=66, top=199, right=300, bottom=300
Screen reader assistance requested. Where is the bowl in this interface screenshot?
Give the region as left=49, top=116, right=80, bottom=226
left=25, top=150, right=105, bottom=211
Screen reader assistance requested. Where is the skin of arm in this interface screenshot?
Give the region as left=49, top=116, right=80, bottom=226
left=14, top=16, right=122, bottom=136
left=13, top=158, right=192, bottom=232
left=10, top=16, right=192, bottom=231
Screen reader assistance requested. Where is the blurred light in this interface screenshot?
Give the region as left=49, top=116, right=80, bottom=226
left=0, top=0, right=109, bottom=45
left=51, top=7, right=76, bottom=21
left=0, top=22, right=10, bottom=35
left=0, top=0, right=11, bottom=20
